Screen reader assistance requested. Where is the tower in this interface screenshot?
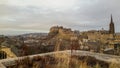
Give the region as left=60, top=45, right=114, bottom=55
left=109, top=15, right=115, bottom=34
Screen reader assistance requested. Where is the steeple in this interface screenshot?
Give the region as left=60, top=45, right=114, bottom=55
left=111, top=14, right=113, bottom=23
left=109, top=14, right=115, bottom=34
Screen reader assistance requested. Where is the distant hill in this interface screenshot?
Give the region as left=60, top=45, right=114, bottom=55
left=19, top=33, right=48, bottom=37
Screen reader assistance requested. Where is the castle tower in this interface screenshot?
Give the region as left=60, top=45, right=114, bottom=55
left=109, top=15, right=115, bottom=34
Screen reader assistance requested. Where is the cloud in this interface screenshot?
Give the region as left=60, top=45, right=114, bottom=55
left=0, top=0, right=120, bottom=35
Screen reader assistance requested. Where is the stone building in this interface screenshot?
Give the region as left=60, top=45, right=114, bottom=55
left=81, top=15, right=115, bottom=42
left=79, top=15, right=120, bottom=54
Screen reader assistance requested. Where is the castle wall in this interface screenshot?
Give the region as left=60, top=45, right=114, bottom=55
left=58, top=29, right=73, bottom=40
left=49, top=26, right=77, bottom=40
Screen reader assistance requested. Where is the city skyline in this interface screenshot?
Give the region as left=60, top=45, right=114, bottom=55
left=0, top=0, right=120, bottom=35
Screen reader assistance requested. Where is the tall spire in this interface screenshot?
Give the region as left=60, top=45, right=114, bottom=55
left=109, top=14, right=115, bottom=34
left=111, top=14, right=113, bottom=23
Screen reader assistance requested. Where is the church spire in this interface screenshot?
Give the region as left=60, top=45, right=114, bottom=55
left=109, top=14, right=115, bottom=34
left=111, top=14, right=113, bottom=23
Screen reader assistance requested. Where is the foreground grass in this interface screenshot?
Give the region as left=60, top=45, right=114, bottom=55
left=6, top=53, right=119, bottom=68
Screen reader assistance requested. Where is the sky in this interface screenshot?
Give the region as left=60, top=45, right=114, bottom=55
left=0, top=0, right=120, bottom=35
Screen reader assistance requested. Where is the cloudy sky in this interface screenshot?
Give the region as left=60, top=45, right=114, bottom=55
left=0, top=0, right=120, bottom=35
